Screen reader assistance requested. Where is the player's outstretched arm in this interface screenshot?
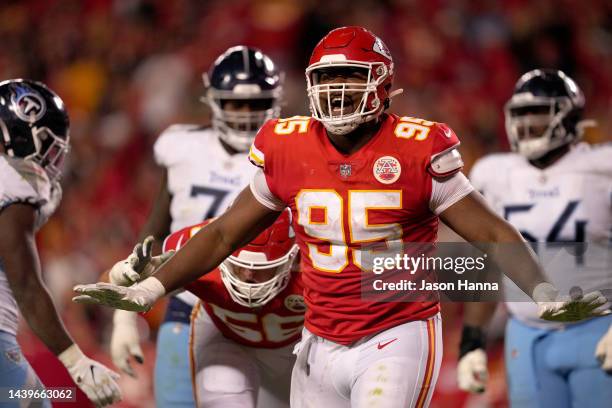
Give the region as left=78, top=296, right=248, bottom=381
left=74, top=186, right=282, bottom=311
left=440, top=190, right=548, bottom=297
left=441, top=191, right=609, bottom=321
left=152, top=185, right=281, bottom=290
left=0, top=204, right=121, bottom=406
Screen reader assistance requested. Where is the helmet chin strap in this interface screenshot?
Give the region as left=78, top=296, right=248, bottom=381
left=576, top=119, right=596, bottom=139
left=388, top=88, right=404, bottom=99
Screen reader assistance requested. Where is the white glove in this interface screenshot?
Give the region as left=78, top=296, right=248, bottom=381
left=534, top=283, right=610, bottom=322
left=58, top=344, right=122, bottom=407
left=595, top=324, right=612, bottom=374
left=109, top=236, right=174, bottom=286
left=111, top=310, right=144, bottom=377
left=457, top=349, right=488, bottom=393
left=73, top=277, right=166, bottom=312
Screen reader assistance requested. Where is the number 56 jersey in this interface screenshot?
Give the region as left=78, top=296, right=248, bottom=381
left=163, top=222, right=305, bottom=349
left=470, top=143, right=612, bottom=326
left=248, top=114, right=474, bottom=345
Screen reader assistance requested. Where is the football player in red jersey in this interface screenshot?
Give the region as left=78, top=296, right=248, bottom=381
left=162, top=211, right=303, bottom=408
left=75, top=27, right=603, bottom=407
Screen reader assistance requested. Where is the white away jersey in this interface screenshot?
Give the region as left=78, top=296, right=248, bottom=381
left=0, top=154, right=61, bottom=335
left=154, top=125, right=257, bottom=305
left=154, top=125, right=257, bottom=233
left=470, top=143, right=612, bottom=327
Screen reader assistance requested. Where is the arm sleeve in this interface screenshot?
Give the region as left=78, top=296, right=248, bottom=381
left=429, top=172, right=474, bottom=215
left=0, top=157, right=50, bottom=211
left=249, top=169, right=286, bottom=211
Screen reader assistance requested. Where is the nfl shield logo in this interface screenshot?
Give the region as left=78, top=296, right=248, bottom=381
left=339, top=164, right=352, bottom=178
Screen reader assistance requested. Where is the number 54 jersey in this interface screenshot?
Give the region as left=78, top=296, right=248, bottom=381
left=163, top=222, right=305, bottom=348
left=248, top=114, right=474, bottom=345
left=470, top=143, right=612, bottom=326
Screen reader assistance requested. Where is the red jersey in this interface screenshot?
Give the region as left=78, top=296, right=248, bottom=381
left=249, top=113, right=462, bottom=345
left=163, top=222, right=305, bottom=349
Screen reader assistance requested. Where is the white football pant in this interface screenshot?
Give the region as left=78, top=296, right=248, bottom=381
left=290, top=314, right=442, bottom=408
left=190, top=304, right=296, bottom=408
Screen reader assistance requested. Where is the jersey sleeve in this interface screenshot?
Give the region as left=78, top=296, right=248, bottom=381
left=427, top=123, right=464, bottom=178
left=153, top=124, right=196, bottom=168
left=468, top=156, right=496, bottom=196
left=247, top=119, right=288, bottom=208
left=248, top=119, right=277, bottom=169
left=249, top=169, right=286, bottom=211
left=429, top=172, right=474, bottom=214
left=0, top=155, right=51, bottom=212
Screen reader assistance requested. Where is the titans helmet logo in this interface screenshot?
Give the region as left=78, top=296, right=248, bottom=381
left=10, top=85, right=46, bottom=123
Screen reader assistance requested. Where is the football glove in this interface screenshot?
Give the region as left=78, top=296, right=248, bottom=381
left=109, top=236, right=174, bottom=286
left=595, top=324, right=612, bottom=374
left=73, top=277, right=166, bottom=312
left=457, top=326, right=488, bottom=393
left=534, top=283, right=610, bottom=322
left=111, top=310, right=144, bottom=378
left=458, top=349, right=488, bottom=393
left=58, top=344, right=121, bottom=407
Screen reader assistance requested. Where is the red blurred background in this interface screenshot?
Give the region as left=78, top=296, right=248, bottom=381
left=2, top=0, right=610, bottom=406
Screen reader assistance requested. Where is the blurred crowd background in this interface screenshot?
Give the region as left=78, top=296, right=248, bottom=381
left=1, top=0, right=610, bottom=406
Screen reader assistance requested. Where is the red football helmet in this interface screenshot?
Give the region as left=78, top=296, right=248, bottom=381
left=220, top=209, right=298, bottom=308
left=306, top=26, right=398, bottom=135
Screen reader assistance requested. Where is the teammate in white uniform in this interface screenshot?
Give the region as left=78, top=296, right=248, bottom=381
left=0, top=79, right=121, bottom=407
left=108, top=46, right=283, bottom=406
left=458, top=70, right=612, bottom=407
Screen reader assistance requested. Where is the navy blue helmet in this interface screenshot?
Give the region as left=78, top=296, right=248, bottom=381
left=0, top=79, right=70, bottom=180
left=505, top=69, right=584, bottom=160
left=203, top=46, right=283, bottom=151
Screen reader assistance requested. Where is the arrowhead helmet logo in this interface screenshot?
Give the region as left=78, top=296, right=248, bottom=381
left=373, top=37, right=392, bottom=61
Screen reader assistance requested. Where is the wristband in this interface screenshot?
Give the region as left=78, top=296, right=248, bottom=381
left=459, top=326, right=486, bottom=359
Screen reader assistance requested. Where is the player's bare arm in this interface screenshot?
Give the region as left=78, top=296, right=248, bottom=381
left=74, top=186, right=282, bottom=311
left=138, top=167, right=172, bottom=251
left=440, top=190, right=548, bottom=298
left=153, top=186, right=280, bottom=291
left=0, top=203, right=74, bottom=355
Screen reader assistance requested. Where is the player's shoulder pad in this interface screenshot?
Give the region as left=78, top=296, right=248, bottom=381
left=154, top=124, right=210, bottom=167
left=162, top=219, right=213, bottom=253
left=249, top=116, right=312, bottom=169
left=572, top=142, right=612, bottom=175
left=427, top=122, right=463, bottom=177
left=469, top=152, right=522, bottom=191
left=0, top=155, right=51, bottom=210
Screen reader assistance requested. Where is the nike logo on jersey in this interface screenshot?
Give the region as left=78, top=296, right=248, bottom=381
left=377, top=338, right=398, bottom=350
left=443, top=127, right=452, bottom=138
